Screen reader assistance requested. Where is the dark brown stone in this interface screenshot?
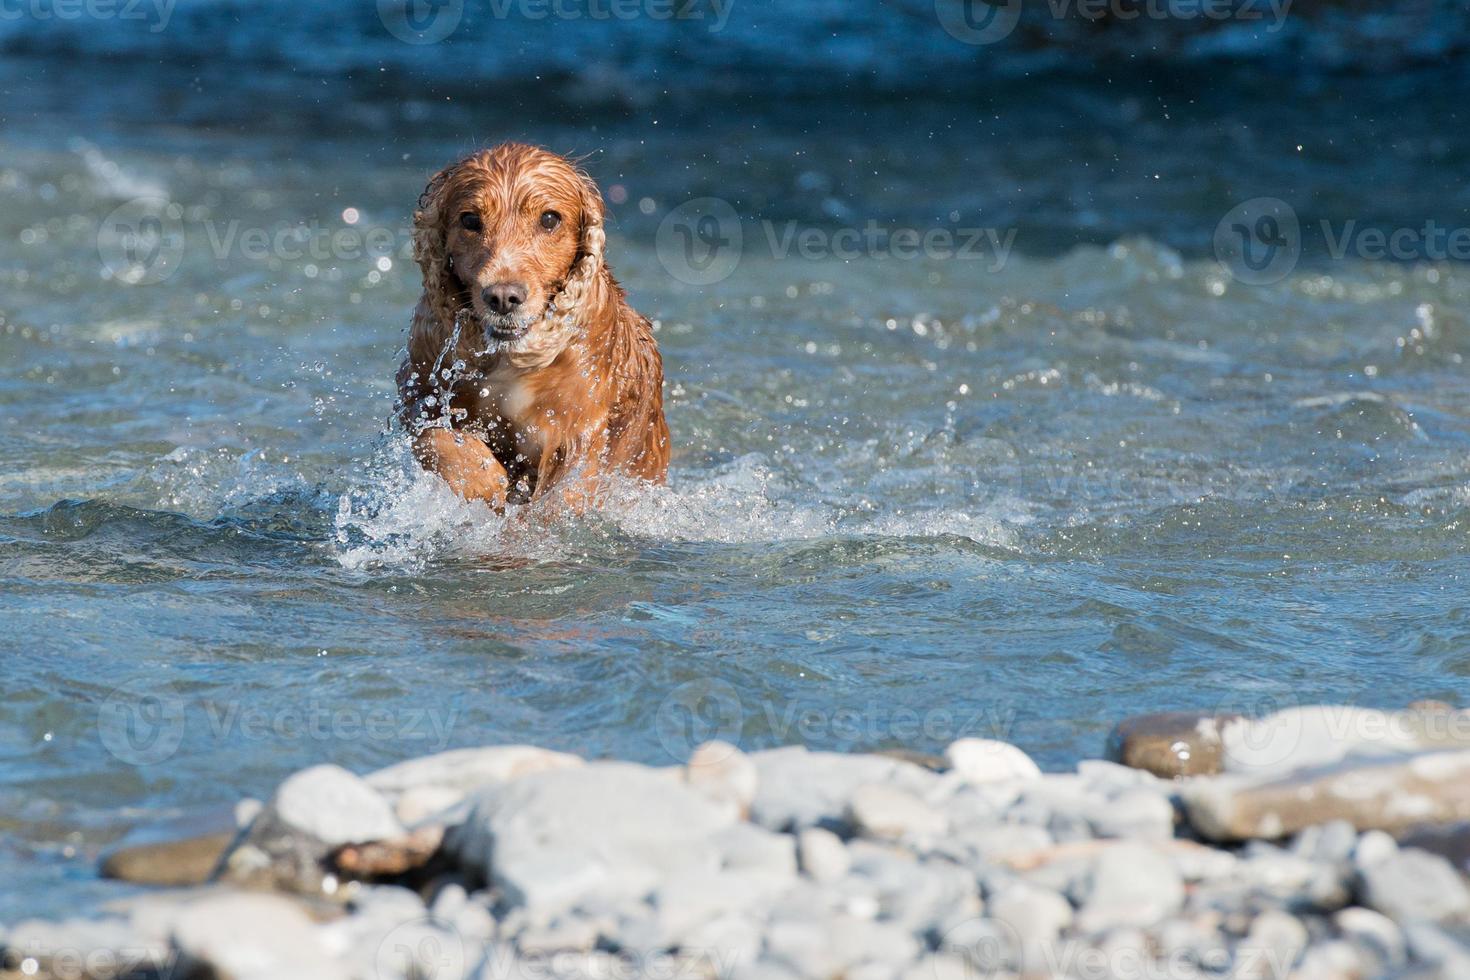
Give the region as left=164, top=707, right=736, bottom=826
left=100, top=831, right=236, bottom=887
left=1106, top=711, right=1242, bottom=779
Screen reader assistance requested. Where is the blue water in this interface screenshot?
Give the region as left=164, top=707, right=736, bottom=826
left=2, top=3, right=1470, bottom=920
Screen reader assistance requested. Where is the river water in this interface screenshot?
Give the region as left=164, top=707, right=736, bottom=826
left=2, top=17, right=1470, bottom=919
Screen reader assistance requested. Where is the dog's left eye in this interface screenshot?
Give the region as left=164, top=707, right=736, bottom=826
left=539, top=210, right=562, bottom=231
left=459, top=212, right=483, bottom=232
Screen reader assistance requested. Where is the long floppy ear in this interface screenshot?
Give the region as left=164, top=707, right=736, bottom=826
left=411, top=162, right=462, bottom=332
left=547, top=169, right=607, bottom=323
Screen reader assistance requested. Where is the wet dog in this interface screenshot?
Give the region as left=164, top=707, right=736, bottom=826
left=397, top=143, right=669, bottom=510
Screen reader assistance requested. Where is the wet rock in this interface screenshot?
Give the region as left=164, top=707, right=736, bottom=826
left=796, top=827, right=850, bottom=883
left=1106, top=710, right=1240, bottom=778
left=100, top=831, right=235, bottom=887
left=846, top=783, right=946, bottom=841
left=748, top=746, right=937, bottom=832
left=943, top=738, right=1042, bottom=785
left=1076, top=842, right=1183, bottom=933
left=1181, top=749, right=1470, bottom=841
left=446, top=761, right=735, bottom=915
left=171, top=891, right=345, bottom=980
left=219, top=765, right=402, bottom=893
left=332, top=824, right=444, bottom=879
left=1358, top=848, right=1470, bottom=923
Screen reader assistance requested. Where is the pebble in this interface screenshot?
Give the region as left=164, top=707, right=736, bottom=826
left=796, top=826, right=850, bottom=882
left=100, top=831, right=234, bottom=887
left=987, top=882, right=1072, bottom=965
left=1358, top=848, right=1470, bottom=923
left=171, top=891, right=345, bottom=980
left=684, top=740, right=758, bottom=817
left=748, top=746, right=937, bottom=831
left=944, top=738, right=1042, bottom=785
left=1088, top=786, right=1175, bottom=840
left=1076, top=842, right=1184, bottom=933
left=270, top=765, right=402, bottom=848
left=1334, top=906, right=1407, bottom=970
left=846, top=783, right=947, bottom=841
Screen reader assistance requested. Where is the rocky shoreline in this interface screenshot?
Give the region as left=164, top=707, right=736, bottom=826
left=6, top=705, right=1470, bottom=979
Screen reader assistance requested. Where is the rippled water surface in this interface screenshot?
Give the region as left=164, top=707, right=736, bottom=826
left=3, top=51, right=1470, bottom=919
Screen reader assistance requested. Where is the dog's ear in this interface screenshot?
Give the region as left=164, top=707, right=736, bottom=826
left=412, top=161, right=462, bottom=330
left=575, top=169, right=607, bottom=271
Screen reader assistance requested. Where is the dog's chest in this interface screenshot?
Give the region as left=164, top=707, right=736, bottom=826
left=473, top=365, right=545, bottom=460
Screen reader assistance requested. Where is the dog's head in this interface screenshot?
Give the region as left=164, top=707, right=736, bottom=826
left=413, top=143, right=606, bottom=355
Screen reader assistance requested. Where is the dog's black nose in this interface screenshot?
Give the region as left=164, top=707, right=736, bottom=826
left=483, top=282, right=527, bottom=316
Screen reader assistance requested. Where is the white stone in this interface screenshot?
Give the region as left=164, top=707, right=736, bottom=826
left=270, top=764, right=402, bottom=847
left=989, top=882, right=1072, bottom=964
left=847, top=783, right=947, bottom=840
left=1334, top=907, right=1406, bottom=969
left=797, top=827, right=851, bottom=882
left=367, top=745, right=582, bottom=801
left=1088, top=787, right=1175, bottom=840
left=1234, top=910, right=1307, bottom=980
left=171, top=892, right=345, bottom=980
left=713, top=821, right=798, bottom=875
left=1220, top=706, right=1423, bottom=777
left=684, top=740, right=758, bottom=815
left=446, top=761, right=735, bottom=915
left=944, top=739, right=1042, bottom=785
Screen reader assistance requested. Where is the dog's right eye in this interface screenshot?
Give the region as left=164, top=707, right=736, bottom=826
left=459, top=212, right=483, bottom=232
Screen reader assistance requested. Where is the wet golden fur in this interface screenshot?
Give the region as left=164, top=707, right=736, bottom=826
left=397, top=143, right=669, bottom=510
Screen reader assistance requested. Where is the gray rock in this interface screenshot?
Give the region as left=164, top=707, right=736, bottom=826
left=748, top=746, right=939, bottom=832
left=1358, top=848, right=1470, bottom=923
left=1088, top=787, right=1175, bottom=841
left=1076, top=842, right=1184, bottom=933
left=1354, top=829, right=1399, bottom=869
left=846, top=783, right=947, bottom=841
left=1334, top=906, right=1407, bottom=971
left=1289, top=819, right=1358, bottom=865
left=271, top=765, right=402, bottom=848
left=796, top=826, right=850, bottom=883
left=446, top=762, right=735, bottom=915
left=219, top=764, right=402, bottom=893
left=1181, top=749, right=1470, bottom=841
left=1232, top=910, right=1307, bottom=980
left=988, top=882, right=1071, bottom=971
left=1219, top=705, right=1465, bottom=777
left=713, top=821, right=798, bottom=876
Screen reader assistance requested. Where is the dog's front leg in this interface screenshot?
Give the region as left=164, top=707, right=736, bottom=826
left=413, top=429, right=509, bottom=510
